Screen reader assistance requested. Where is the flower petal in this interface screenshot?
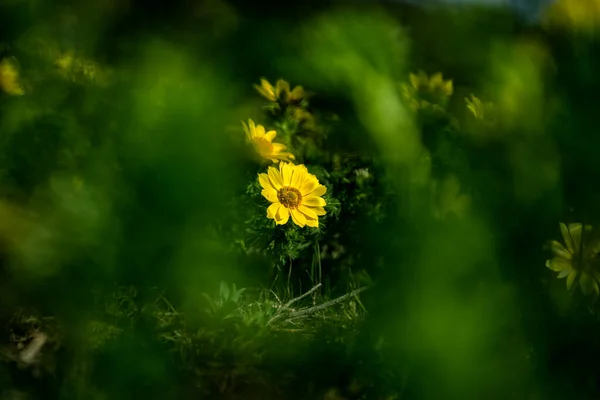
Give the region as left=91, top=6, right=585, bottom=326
left=298, top=204, right=317, bottom=220
left=258, top=173, right=273, bottom=190
left=312, top=207, right=326, bottom=216
left=262, top=188, right=278, bottom=203
left=267, top=166, right=283, bottom=190
left=303, top=196, right=326, bottom=207
left=291, top=165, right=307, bottom=188
left=560, top=223, right=575, bottom=254
left=241, top=121, right=251, bottom=140
left=290, top=208, right=306, bottom=227
left=271, top=143, right=288, bottom=153
left=276, top=79, right=290, bottom=98
left=267, top=203, right=281, bottom=220
left=254, top=125, right=265, bottom=138
left=276, top=206, right=290, bottom=225
left=308, top=185, right=327, bottom=198
left=546, top=257, right=572, bottom=272
left=305, top=217, right=318, bottom=228
left=280, top=162, right=293, bottom=186
left=549, top=240, right=571, bottom=260
left=557, top=267, right=572, bottom=279
left=265, top=130, right=277, bottom=141
left=300, top=179, right=319, bottom=196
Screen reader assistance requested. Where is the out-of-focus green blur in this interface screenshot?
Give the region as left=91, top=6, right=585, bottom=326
left=1, top=0, right=600, bottom=399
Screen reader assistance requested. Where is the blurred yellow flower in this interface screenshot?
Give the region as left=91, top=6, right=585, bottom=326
left=258, top=162, right=327, bottom=228
left=254, top=78, right=306, bottom=104
left=432, top=175, right=471, bottom=220
left=542, top=0, right=600, bottom=33
left=401, top=71, right=453, bottom=110
left=289, top=106, right=316, bottom=129
left=546, top=223, right=600, bottom=295
left=0, top=58, right=24, bottom=96
left=242, top=119, right=295, bottom=163
left=465, top=94, right=486, bottom=120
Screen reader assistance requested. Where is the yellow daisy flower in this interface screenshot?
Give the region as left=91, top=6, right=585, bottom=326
left=546, top=222, right=600, bottom=295
left=432, top=175, right=471, bottom=220
left=401, top=71, right=453, bottom=110
left=542, top=0, right=600, bottom=33
left=258, top=162, right=327, bottom=228
left=242, top=119, right=295, bottom=163
left=0, top=57, right=24, bottom=96
left=254, top=78, right=306, bottom=104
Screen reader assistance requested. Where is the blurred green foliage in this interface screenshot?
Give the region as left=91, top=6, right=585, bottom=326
left=2, top=0, right=600, bottom=399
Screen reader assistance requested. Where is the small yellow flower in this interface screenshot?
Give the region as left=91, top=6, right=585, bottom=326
left=401, top=71, right=453, bottom=110
left=546, top=222, right=600, bottom=295
left=258, top=162, right=327, bottom=228
left=432, top=175, right=471, bottom=220
left=254, top=78, right=306, bottom=104
left=0, top=58, right=24, bottom=96
left=242, top=119, right=294, bottom=163
left=542, top=0, right=600, bottom=33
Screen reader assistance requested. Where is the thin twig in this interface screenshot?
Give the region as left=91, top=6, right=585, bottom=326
left=267, top=285, right=369, bottom=327
left=267, top=283, right=322, bottom=326
left=283, top=286, right=369, bottom=321
left=282, top=283, right=322, bottom=310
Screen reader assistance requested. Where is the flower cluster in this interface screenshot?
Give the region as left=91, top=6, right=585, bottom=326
left=401, top=70, right=453, bottom=111
left=546, top=223, right=600, bottom=296
left=242, top=78, right=327, bottom=228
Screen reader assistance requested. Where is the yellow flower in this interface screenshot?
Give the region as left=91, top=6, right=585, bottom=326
left=242, top=119, right=295, bottom=163
left=542, top=0, right=600, bottom=33
left=546, top=222, right=600, bottom=295
left=432, top=175, right=471, bottom=220
left=0, top=58, right=24, bottom=96
left=465, top=94, right=483, bottom=120
left=258, top=162, right=327, bottom=228
left=401, top=71, right=453, bottom=110
left=254, top=78, right=306, bottom=104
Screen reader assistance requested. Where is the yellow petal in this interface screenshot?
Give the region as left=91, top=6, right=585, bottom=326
left=276, top=206, right=290, bottom=225
left=290, top=208, right=306, bottom=227
left=267, top=203, right=281, bottom=220
left=305, top=217, right=319, bottom=228
left=258, top=173, right=273, bottom=190
left=255, top=124, right=266, bottom=137
left=291, top=165, right=307, bottom=188
left=300, top=179, right=319, bottom=196
left=308, top=185, right=327, bottom=198
left=298, top=204, right=317, bottom=219
left=280, top=162, right=293, bottom=186
left=546, top=257, right=572, bottom=272
left=262, top=188, right=278, bottom=203
left=303, top=196, right=326, bottom=207
left=549, top=240, right=571, bottom=259
left=276, top=79, right=290, bottom=98
left=429, top=72, right=443, bottom=88
left=312, top=207, right=326, bottom=216
left=409, top=73, right=420, bottom=89
left=557, top=267, right=572, bottom=279
left=289, top=86, right=305, bottom=101
left=265, top=130, right=277, bottom=141
left=267, top=166, right=283, bottom=190
left=249, top=119, right=257, bottom=133
left=271, top=143, right=288, bottom=153
left=560, top=223, right=575, bottom=253
left=241, top=121, right=251, bottom=140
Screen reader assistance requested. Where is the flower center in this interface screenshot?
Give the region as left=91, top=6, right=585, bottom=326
left=277, top=186, right=302, bottom=209
left=254, top=137, right=273, bottom=156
